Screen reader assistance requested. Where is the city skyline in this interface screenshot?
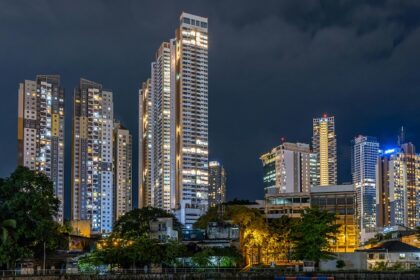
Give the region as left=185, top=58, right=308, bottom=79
left=2, top=1, right=420, bottom=218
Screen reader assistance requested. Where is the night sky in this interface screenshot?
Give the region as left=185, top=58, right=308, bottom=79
left=1, top=1, right=420, bottom=218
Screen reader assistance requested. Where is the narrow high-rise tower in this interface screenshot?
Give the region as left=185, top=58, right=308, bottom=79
left=312, top=115, right=337, bottom=186
left=72, top=79, right=114, bottom=234
left=113, top=122, right=132, bottom=221
left=351, top=135, right=379, bottom=241
left=17, top=75, right=65, bottom=223
left=174, top=13, right=209, bottom=227
left=138, top=12, right=208, bottom=228
left=139, top=80, right=154, bottom=208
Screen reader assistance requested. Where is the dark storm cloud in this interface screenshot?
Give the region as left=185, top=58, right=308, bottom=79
left=1, top=0, right=420, bottom=213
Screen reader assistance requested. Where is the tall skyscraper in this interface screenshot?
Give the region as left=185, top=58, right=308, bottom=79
left=208, top=161, right=226, bottom=208
left=260, top=142, right=315, bottom=195
left=312, top=115, right=337, bottom=186
left=152, top=42, right=176, bottom=211
left=17, top=75, right=65, bottom=223
left=138, top=79, right=154, bottom=209
left=351, top=135, right=380, bottom=241
left=376, top=143, right=420, bottom=229
left=72, top=78, right=114, bottom=234
left=174, top=13, right=209, bottom=227
left=113, top=122, right=132, bottom=222
left=139, top=13, right=208, bottom=228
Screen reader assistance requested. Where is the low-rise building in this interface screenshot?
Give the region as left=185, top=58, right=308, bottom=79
left=265, top=192, right=310, bottom=219
left=311, top=185, right=358, bottom=253
left=149, top=217, right=178, bottom=242
left=360, top=240, right=420, bottom=270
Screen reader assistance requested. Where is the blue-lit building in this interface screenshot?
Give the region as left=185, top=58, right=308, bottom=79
left=351, top=135, right=380, bottom=242
left=376, top=143, right=420, bottom=230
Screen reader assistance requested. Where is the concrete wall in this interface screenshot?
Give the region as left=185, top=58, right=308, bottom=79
left=320, top=252, right=368, bottom=271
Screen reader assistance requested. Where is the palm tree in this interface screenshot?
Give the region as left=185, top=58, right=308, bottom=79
left=1, top=219, right=16, bottom=244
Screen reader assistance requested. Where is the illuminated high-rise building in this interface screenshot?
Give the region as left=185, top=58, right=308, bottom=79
left=351, top=135, right=380, bottom=241
left=72, top=78, right=114, bottom=234
left=138, top=79, right=154, bottom=208
left=139, top=13, right=208, bottom=228
left=174, top=12, right=209, bottom=227
left=113, top=122, right=132, bottom=221
left=17, top=75, right=65, bottom=223
left=152, top=42, right=176, bottom=211
left=208, top=161, right=226, bottom=208
left=312, top=115, right=337, bottom=186
left=376, top=144, right=420, bottom=229
left=261, top=142, right=314, bottom=195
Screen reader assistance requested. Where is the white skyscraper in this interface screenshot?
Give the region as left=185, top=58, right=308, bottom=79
left=17, top=75, right=65, bottom=223
left=139, top=12, right=208, bottom=228
left=351, top=135, right=380, bottom=242
left=72, top=78, right=114, bottom=234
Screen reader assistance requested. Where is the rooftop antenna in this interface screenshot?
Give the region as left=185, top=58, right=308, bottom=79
left=398, top=126, right=405, bottom=146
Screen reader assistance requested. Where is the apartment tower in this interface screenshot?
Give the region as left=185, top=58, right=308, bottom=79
left=312, top=115, right=337, bottom=186
left=17, top=75, right=65, bottom=222
left=139, top=13, right=208, bottom=228
left=113, top=123, right=133, bottom=221
left=72, top=79, right=114, bottom=234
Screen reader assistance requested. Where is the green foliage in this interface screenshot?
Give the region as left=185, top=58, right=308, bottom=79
left=291, top=207, right=339, bottom=263
left=191, top=247, right=242, bottom=267
left=80, top=207, right=187, bottom=269
left=1, top=219, right=16, bottom=244
left=268, top=216, right=297, bottom=261
left=336, top=259, right=345, bottom=269
left=372, top=261, right=388, bottom=271
left=0, top=167, right=69, bottom=269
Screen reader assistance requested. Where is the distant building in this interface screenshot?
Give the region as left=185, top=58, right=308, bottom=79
left=376, top=143, right=420, bottom=229
left=17, top=75, right=65, bottom=223
left=312, top=115, right=337, bottom=186
left=208, top=161, right=226, bottom=207
left=351, top=135, right=380, bottom=242
left=113, top=123, right=132, bottom=221
left=260, top=142, right=315, bottom=195
left=72, top=78, right=114, bottom=234
left=311, top=185, right=358, bottom=252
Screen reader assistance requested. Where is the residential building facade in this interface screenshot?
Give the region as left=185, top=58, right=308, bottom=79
left=138, top=79, right=154, bottom=208
left=72, top=78, right=114, bottom=234
left=17, top=75, right=65, bottom=223
left=312, top=115, right=337, bottom=186
left=113, top=123, right=132, bottom=222
left=139, top=12, right=209, bottom=228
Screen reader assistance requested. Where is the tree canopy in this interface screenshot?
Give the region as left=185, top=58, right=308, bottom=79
left=291, top=207, right=339, bottom=263
left=0, top=167, right=69, bottom=269
left=111, top=206, right=182, bottom=239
